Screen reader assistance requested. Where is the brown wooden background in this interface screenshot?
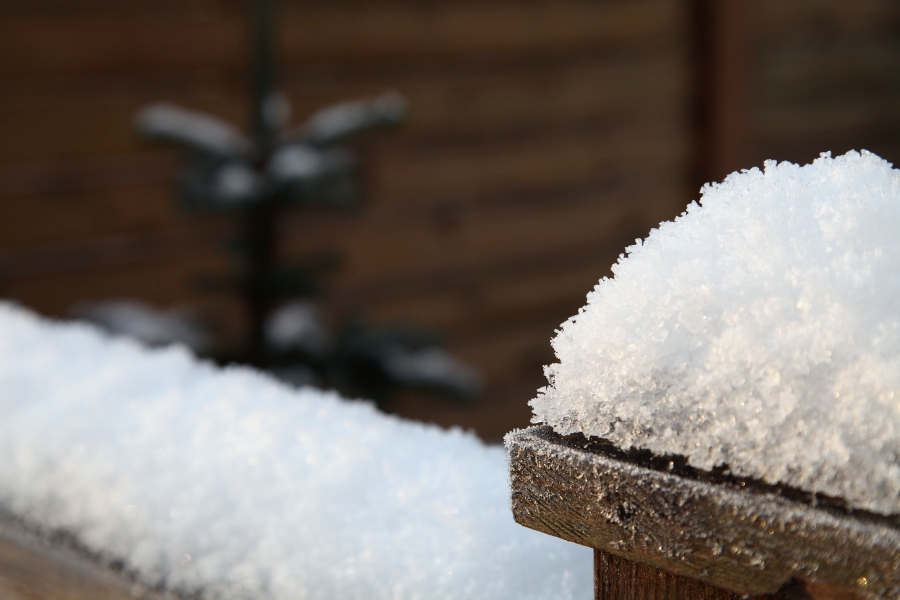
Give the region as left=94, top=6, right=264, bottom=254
left=1, top=0, right=898, bottom=441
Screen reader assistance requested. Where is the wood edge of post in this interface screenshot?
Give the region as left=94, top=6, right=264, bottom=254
left=506, top=425, right=899, bottom=600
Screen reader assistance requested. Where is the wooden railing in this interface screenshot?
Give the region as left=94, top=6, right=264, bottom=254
left=508, top=426, right=898, bottom=600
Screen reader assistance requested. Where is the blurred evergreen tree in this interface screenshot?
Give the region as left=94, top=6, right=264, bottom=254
left=133, top=0, right=480, bottom=409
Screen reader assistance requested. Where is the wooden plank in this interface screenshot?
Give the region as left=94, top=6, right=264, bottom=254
left=0, top=252, right=233, bottom=317
left=0, top=223, right=231, bottom=282
left=756, top=46, right=900, bottom=128
left=756, top=37, right=900, bottom=95
left=749, top=1, right=900, bottom=169
left=280, top=0, right=684, bottom=63
left=594, top=548, right=748, bottom=600
left=507, top=425, right=898, bottom=599
left=0, top=152, right=176, bottom=198
left=321, top=178, right=664, bottom=315
left=0, top=102, right=243, bottom=164
left=0, top=89, right=681, bottom=166
left=0, top=18, right=245, bottom=77
left=0, top=105, right=140, bottom=163
left=0, top=51, right=687, bottom=161
left=0, top=48, right=681, bottom=117
left=0, top=0, right=680, bottom=77
left=0, top=0, right=239, bottom=18
left=0, top=513, right=167, bottom=600
left=756, top=97, right=900, bottom=145
left=0, top=173, right=680, bottom=298
left=0, top=69, right=245, bottom=112
left=756, top=0, right=900, bottom=38
left=0, top=161, right=682, bottom=271
left=355, top=254, right=615, bottom=337
left=287, top=189, right=666, bottom=280
left=0, top=0, right=683, bottom=19
left=287, top=178, right=684, bottom=286
left=378, top=53, right=686, bottom=145
left=368, top=114, right=688, bottom=207
left=0, top=184, right=176, bottom=249
left=754, top=40, right=900, bottom=162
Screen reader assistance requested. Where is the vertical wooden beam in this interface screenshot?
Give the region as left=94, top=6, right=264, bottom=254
left=595, top=549, right=870, bottom=600
left=691, top=0, right=751, bottom=188
left=594, top=549, right=750, bottom=600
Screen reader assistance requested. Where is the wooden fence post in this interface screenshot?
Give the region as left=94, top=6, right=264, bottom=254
left=507, top=426, right=897, bottom=600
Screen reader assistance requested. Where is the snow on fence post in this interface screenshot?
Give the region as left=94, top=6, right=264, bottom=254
left=0, top=303, right=594, bottom=600
left=506, top=152, right=900, bottom=599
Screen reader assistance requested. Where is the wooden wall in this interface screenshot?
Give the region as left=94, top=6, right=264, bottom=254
left=4, top=0, right=899, bottom=441
left=751, top=0, right=900, bottom=168
left=0, top=0, right=692, bottom=441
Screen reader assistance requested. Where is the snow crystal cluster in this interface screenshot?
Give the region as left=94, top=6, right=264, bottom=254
left=532, top=151, right=900, bottom=515
left=0, top=303, right=589, bottom=600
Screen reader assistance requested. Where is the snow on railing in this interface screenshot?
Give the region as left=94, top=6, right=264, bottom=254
left=0, top=303, right=590, bottom=600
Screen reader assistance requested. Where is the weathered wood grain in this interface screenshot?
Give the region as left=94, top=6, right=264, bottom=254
left=596, top=546, right=876, bottom=599
left=507, top=426, right=899, bottom=599
left=595, top=548, right=751, bottom=600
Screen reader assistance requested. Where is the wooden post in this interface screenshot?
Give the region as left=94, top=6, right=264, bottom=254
left=507, top=426, right=897, bottom=600
left=691, top=0, right=751, bottom=188
left=595, top=548, right=748, bottom=600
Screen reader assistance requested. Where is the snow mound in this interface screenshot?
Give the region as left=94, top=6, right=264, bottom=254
left=532, top=150, right=900, bottom=515
left=0, top=303, right=590, bottom=599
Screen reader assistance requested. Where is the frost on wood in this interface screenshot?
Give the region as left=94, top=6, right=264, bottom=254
left=531, top=150, right=900, bottom=516
left=506, top=426, right=900, bottom=598
left=0, top=303, right=590, bottom=600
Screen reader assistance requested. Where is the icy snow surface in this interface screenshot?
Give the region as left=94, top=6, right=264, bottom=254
left=0, top=304, right=590, bottom=599
left=532, top=151, right=900, bottom=515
